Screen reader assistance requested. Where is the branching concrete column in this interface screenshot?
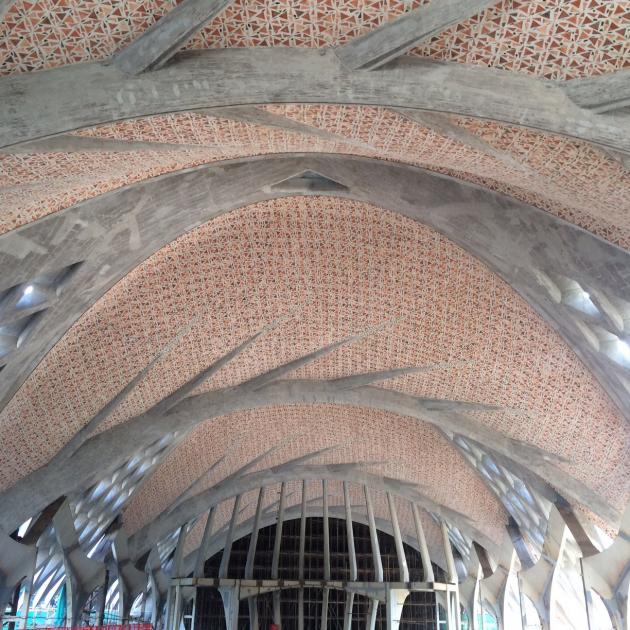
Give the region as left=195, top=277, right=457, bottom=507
left=458, top=563, right=481, bottom=630
left=218, top=583, right=240, bottom=630
left=271, top=482, right=287, bottom=628
left=146, top=550, right=169, bottom=630
left=0, top=533, right=36, bottom=627
left=520, top=507, right=567, bottom=630
left=386, top=587, right=409, bottom=630
left=53, top=500, right=106, bottom=627
left=582, top=503, right=630, bottom=630
left=112, top=532, right=147, bottom=622
left=364, top=486, right=383, bottom=630
left=478, top=537, right=516, bottom=630
left=165, top=524, right=190, bottom=630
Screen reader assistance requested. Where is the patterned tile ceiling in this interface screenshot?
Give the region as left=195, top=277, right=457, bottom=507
left=0, top=0, right=627, bottom=78
left=1, top=197, right=627, bottom=526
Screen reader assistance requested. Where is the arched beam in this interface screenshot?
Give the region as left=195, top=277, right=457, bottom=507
left=1, top=154, right=627, bottom=420
left=126, top=463, right=498, bottom=560
left=1, top=50, right=628, bottom=152
left=0, top=373, right=614, bottom=539
left=179, top=504, right=450, bottom=579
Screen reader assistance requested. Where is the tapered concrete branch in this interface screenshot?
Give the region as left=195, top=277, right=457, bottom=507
left=114, top=0, right=235, bottom=74
left=336, top=0, right=499, bottom=70
left=208, top=105, right=375, bottom=151
left=3, top=134, right=201, bottom=154
left=0, top=533, right=36, bottom=624
left=53, top=500, right=106, bottom=626
left=394, top=108, right=538, bottom=175
left=0, top=379, right=615, bottom=539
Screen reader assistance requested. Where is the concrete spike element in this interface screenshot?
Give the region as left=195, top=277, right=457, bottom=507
left=336, top=0, right=500, bottom=70
left=114, top=0, right=235, bottom=74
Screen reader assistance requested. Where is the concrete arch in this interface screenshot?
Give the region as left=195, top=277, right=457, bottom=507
left=0, top=50, right=627, bottom=153
left=179, top=504, right=450, bottom=579
left=1, top=153, right=627, bottom=419
left=126, top=464, right=499, bottom=561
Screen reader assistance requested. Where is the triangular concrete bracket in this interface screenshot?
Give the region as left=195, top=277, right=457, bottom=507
left=266, top=169, right=350, bottom=193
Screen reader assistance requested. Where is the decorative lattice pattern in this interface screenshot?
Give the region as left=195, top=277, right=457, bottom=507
left=0, top=0, right=627, bottom=79
left=1, top=198, right=626, bottom=519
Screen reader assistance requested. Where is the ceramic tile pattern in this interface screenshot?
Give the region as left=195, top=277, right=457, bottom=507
left=1, top=198, right=627, bottom=531
left=0, top=0, right=627, bottom=79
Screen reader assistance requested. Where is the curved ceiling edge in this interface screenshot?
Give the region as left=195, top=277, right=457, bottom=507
left=0, top=50, right=627, bottom=153
left=179, top=505, right=451, bottom=578
left=0, top=153, right=627, bottom=420
left=126, top=465, right=501, bottom=562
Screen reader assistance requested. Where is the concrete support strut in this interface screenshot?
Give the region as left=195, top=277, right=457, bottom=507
left=0, top=533, right=36, bottom=627
left=581, top=503, right=630, bottom=630
left=53, top=500, right=106, bottom=627
left=271, top=482, right=287, bottom=627
left=114, top=0, right=235, bottom=74
left=336, top=0, right=498, bottom=70
left=387, top=492, right=409, bottom=583
left=411, top=503, right=434, bottom=582
left=440, top=521, right=461, bottom=630
left=520, top=507, right=568, bottom=630
left=112, top=533, right=147, bottom=622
